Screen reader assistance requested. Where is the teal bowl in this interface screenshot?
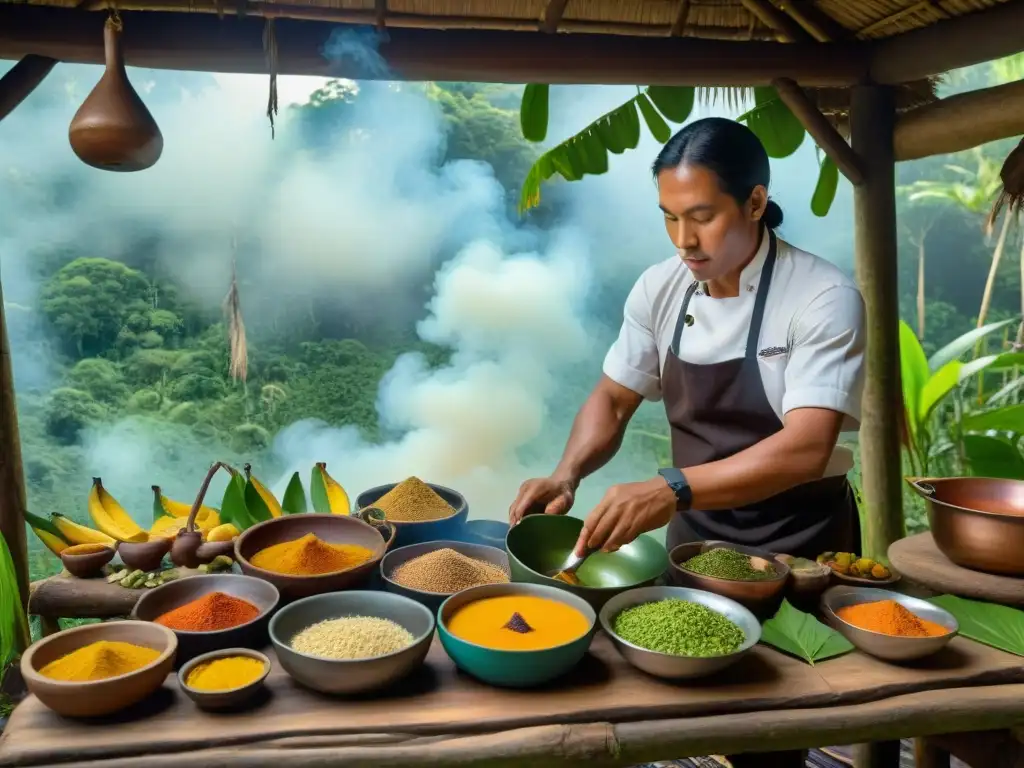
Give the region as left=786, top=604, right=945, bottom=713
left=506, top=514, right=669, bottom=610
left=437, top=582, right=597, bottom=688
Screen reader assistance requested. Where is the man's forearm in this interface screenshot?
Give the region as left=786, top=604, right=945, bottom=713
left=555, top=386, right=637, bottom=487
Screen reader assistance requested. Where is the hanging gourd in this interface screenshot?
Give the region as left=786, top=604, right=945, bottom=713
left=68, top=12, right=163, bottom=172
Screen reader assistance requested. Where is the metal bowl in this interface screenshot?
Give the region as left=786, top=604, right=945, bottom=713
left=668, top=542, right=790, bottom=618
left=380, top=540, right=509, bottom=612
left=820, top=585, right=958, bottom=662
left=234, top=509, right=396, bottom=602
left=177, top=648, right=270, bottom=711
left=356, top=482, right=468, bottom=548
left=269, top=590, right=435, bottom=695
left=505, top=514, right=668, bottom=610
left=437, top=582, right=597, bottom=688
left=132, top=573, right=280, bottom=666
left=600, top=586, right=760, bottom=680
left=907, top=477, right=1024, bottom=577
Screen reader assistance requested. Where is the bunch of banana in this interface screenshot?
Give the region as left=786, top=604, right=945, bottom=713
left=89, top=477, right=148, bottom=543
left=25, top=511, right=71, bottom=557
left=27, top=509, right=118, bottom=556
left=310, top=462, right=351, bottom=514
left=150, top=486, right=221, bottom=539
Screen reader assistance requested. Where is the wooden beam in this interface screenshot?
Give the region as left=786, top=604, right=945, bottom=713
left=775, top=1, right=848, bottom=42
left=0, top=283, right=30, bottom=622
left=0, top=6, right=869, bottom=86
left=0, top=54, right=57, bottom=123
left=669, top=0, right=690, bottom=37
left=374, top=0, right=387, bottom=31
left=850, top=84, right=904, bottom=563
left=772, top=77, right=864, bottom=184
left=540, top=0, right=569, bottom=34
left=894, top=78, right=1024, bottom=161
left=739, top=0, right=812, bottom=42
left=871, top=0, right=1024, bottom=84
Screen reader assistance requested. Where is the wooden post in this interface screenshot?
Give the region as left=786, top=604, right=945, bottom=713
left=852, top=741, right=901, bottom=768
left=913, top=737, right=950, bottom=768
left=0, top=280, right=30, bottom=613
left=850, top=85, right=904, bottom=561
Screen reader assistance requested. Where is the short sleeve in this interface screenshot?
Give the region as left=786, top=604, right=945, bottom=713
left=602, top=274, right=663, bottom=401
left=781, top=285, right=865, bottom=431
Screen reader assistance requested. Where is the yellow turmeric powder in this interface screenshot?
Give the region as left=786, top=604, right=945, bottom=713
left=250, top=533, right=374, bottom=575
left=40, top=640, right=160, bottom=682
left=446, top=595, right=591, bottom=651
left=185, top=655, right=266, bottom=691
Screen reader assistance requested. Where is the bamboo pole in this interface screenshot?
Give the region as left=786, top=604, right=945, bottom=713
left=0, top=281, right=30, bottom=613
left=851, top=85, right=904, bottom=561
left=0, top=54, right=57, bottom=123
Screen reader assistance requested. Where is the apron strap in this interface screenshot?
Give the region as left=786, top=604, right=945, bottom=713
left=670, top=281, right=700, bottom=357
left=745, top=227, right=778, bottom=360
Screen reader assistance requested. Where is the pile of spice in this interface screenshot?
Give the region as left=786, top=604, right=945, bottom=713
left=391, top=548, right=509, bottom=594
left=682, top=548, right=777, bottom=581
left=155, top=591, right=259, bottom=632
left=250, top=533, right=374, bottom=576
left=40, top=640, right=160, bottom=682
left=372, top=477, right=454, bottom=522
left=446, top=594, right=591, bottom=651
left=836, top=599, right=948, bottom=637
left=291, top=616, right=414, bottom=660
left=613, top=599, right=745, bottom=657
left=185, top=655, right=267, bottom=691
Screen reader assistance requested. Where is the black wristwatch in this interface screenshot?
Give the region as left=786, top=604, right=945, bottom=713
left=658, top=467, right=693, bottom=511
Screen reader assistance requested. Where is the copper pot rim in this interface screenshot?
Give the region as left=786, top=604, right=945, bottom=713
left=906, top=476, right=1024, bottom=521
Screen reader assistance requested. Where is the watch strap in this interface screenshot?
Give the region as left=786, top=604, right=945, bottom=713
left=658, top=467, right=693, bottom=510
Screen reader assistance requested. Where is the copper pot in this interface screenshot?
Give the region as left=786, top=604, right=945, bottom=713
left=906, top=477, right=1024, bottom=577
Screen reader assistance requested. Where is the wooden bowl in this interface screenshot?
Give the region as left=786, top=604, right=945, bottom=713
left=60, top=544, right=116, bottom=578
left=178, top=648, right=270, bottom=710
left=132, top=574, right=279, bottom=666
left=119, top=538, right=172, bottom=572
left=234, top=510, right=396, bottom=602
left=21, top=620, right=176, bottom=718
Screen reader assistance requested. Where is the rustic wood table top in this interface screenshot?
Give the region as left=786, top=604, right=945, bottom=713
left=2, top=631, right=1023, bottom=767
left=889, top=532, right=1024, bottom=607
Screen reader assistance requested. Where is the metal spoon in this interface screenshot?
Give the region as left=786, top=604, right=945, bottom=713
left=546, top=547, right=595, bottom=585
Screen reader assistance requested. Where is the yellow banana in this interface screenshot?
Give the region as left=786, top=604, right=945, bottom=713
left=325, top=473, right=350, bottom=514
left=206, top=523, right=239, bottom=542
left=88, top=478, right=147, bottom=543
left=149, top=515, right=187, bottom=539
left=51, top=513, right=117, bottom=547
left=311, top=462, right=350, bottom=515
left=250, top=474, right=283, bottom=518
left=153, top=485, right=219, bottom=520
left=33, top=528, right=69, bottom=557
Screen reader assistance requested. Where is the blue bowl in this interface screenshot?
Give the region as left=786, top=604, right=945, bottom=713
left=459, top=519, right=509, bottom=549
left=437, top=582, right=597, bottom=688
left=357, top=482, right=468, bottom=548
left=380, top=540, right=509, bottom=612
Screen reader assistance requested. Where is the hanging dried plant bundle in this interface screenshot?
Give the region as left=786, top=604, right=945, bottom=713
left=264, top=18, right=279, bottom=139
left=987, top=136, right=1024, bottom=235
left=223, top=258, right=248, bottom=383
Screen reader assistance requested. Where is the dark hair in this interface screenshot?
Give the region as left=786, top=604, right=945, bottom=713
left=652, top=117, right=783, bottom=229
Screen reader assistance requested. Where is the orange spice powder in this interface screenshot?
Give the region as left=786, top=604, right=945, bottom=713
left=836, top=599, right=948, bottom=637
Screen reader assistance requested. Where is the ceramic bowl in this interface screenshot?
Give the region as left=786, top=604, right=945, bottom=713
left=821, top=585, right=958, bottom=662
left=459, top=519, right=509, bottom=549
left=505, top=514, right=668, bottom=610
left=380, top=540, right=510, bottom=612
left=177, top=648, right=271, bottom=710
left=119, top=538, right=173, bottom=572
left=21, top=620, right=177, bottom=718
left=668, top=541, right=790, bottom=617
left=356, top=482, right=469, bottom=548
left=132, top=573, right=279, bottom=665
left=60, top=544, right=116, bottom=578
left=269, top=590, right=435, bottom=695
left=600, top=585, right=761, bottom=680
left=234, top=509, right=396, bottom=602
left=437, top=582, right=597, bottom=688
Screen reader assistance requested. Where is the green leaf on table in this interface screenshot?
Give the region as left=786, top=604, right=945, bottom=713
left=646, top=86, right=695, bottom=123
left=759, top=599, right=854, bottom=664
left=810, top=156, right=838, bottom=217
left=962, top=434, right=1024, bottom=479
left=281, top=471, right=308, bottom=515
left=520, top=84, right=549, bottom=143
left=929, top=595, right=1024, bottom=656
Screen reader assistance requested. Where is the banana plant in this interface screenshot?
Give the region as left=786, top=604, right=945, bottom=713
left=518, top=85, right=839, bottom=217
left=900, top=318, right=1024, bottom=478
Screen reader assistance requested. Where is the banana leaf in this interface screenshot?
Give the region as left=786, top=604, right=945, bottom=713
left=520, top=84, right=549, bottom=143
left=759, top=599, right=853, bottom=665
left=930, top=595, right=1024, bottom=656
left=281, top=472, right=308, bottom=515
left=810, top=156, right=838, bottom=217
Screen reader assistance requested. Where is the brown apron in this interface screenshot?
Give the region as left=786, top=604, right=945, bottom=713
left=662, top=228, right=860, bottom=559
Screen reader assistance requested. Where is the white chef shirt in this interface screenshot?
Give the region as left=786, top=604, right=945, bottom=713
left=603, top=234, right=866, bottom=477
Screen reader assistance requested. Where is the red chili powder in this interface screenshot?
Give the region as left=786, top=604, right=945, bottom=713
left=154, top=591, right=259, bottom=632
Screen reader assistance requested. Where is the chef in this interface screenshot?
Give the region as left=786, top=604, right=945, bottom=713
left=509, top=115, right=865, bottom=572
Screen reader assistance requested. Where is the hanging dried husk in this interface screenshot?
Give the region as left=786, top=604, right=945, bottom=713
left=223, top=257, right=248, bottom=383
left=987, top=136, right=1024, bottom=235
left=68, top=13, right=163, bottom=172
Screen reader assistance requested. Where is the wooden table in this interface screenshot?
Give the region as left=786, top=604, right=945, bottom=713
left=2, top=630, right=1024, bottom=767
left=889, top=533, right=1024, bottom=607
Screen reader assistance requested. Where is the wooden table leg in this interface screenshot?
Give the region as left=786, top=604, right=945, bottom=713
left=726, top=750, right=807, bottom=767
left=914, top=737, right=950, bottom=768
left=852, top=741, right=901, bottom=768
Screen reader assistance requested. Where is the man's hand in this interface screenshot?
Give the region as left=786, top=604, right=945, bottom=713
left=508, top=475, right=577, bottom=527
left=574, top=477, right=676, bottom=555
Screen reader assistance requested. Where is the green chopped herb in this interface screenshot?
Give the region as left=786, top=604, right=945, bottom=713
left=613, top=598, right=744, bottom=657
left=682, top=547, right=777, bottom=581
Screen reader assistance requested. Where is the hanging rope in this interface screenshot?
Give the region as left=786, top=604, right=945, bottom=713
left=263, top=17, right=279, bottom=140
left=223, top=240, right=249, bottom=384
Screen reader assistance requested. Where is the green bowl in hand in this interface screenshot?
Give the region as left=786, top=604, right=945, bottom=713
left=505, top=514, right=669, bottom=610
